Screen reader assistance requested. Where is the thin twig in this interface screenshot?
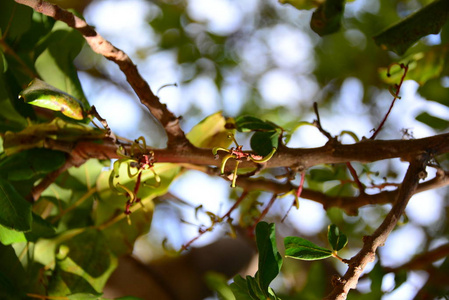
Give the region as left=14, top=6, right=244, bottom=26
left=370, top=63, right=409, bottom=139
left=313, top=102, right=333, bottom=140
left=324, top=154, right=429, bottom=300
left=14, top=0, right=189, bottom=147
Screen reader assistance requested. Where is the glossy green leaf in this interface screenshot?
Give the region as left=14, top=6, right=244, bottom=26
left=20, top=78, right=85, bottom=120
left=327, top=224, right=348, bottom=251
left=186, top=111, right=235, bottom=148
left=416, top=112, right=449, bottom=130
left=229, top=222, right=282, bottom=300
left=250, top=131, right=280, bottom=156
left=284, top=236, right=333, bottom=260
left=255, top=222, right=283, bottom=294
left=373, top=0, right=449, bottom=56
left=235, top=116, right=278, bottom=132
left=310, top=0, right=346, bottom=36
left=0, top=148, right=65, bottom=181
left=379, top=46, right=448, bottom=86
left=34, top=21, right=89, bottom=110
left=0, top=178, right=32, bottom=231
left=278, top=0, right=319, bottom=10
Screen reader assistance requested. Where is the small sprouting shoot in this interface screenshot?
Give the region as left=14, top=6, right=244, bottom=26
left=213, top=133, right=276, bottom=187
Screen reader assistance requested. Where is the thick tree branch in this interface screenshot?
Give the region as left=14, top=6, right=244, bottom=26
left=324, top=154, right=429, bottom=300
left=14, top=0, right=189, bottom=147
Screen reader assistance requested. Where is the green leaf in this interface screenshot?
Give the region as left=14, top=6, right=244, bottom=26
left=235, top=116, right=278, bottom=132
left=205, top=271, right=236, bottom=300
left=327, top=224, right=348, bottom=251
left=0, top=224, right=26, bottom=245
left=0, top=213, right=56, bottom=245
left=278, top=0, right=319, bottom=10
left=2, top=117, right=105, bottom=156
left=416, top=112, right=449, bottom=130
left=19, top=78, right=85, bottom=120
left=369, top=261, right=385, bottom=298
left=0, top=0, right=33, bottom=40
left=250, top=131, right=280, bottom=156
left=67, top=294, right=104, bottom=300
left=0, top=149, right=66, bottom=181
left=373, top=0, right=449, bottom=56
left=230, top=275, right=257, bottom=300
left=229, top=222, right=282, bottom=300
left=0, top=178, right=32, bottom=231
left=0, top=49, right=7, bottom=73
left=418, top=77, right=449, bottom=106
left=0, top=73, right=28, bottom=131
left=95, top=163, right=181, bottom=256
left=284, top=236, right=333, bottom=260
left=310, top=0, right=346, bottom=36
left=34, top=20, right=89, bottom=110
left=255, top=222, right=283, bottom=294
left=186, top=111, right=235, bottom=148
left=25, top=213, right=56, bottom=242
left=0, top=244, right=27, bottom=300
left=393, top=269, right=407, bottom=291
left=47, top=229, right=117, bottom=295
left=379, top=46, right=448, bottom=86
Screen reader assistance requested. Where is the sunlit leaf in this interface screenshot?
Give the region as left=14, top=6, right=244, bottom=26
left=284, top=236, right=333, bottom=260
left=327, top=224, right=348, bottom=251
left=310, top=0, right=346, bottom=36
left=35, top=21, right=89, bottom=110
left=379, top=46, right=448, bottom=86
left=186, top=111, right=235, bottom=148
left=0, top=224, right=26, bottom=245
left=0, top=178, right=32, bottom=231
left=20, top=78, right=85, bottom=120
left=373, top=0, right=449, bottom=56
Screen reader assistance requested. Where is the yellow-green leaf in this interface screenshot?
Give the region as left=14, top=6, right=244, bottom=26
left=186, top=111, right=235, bottom=148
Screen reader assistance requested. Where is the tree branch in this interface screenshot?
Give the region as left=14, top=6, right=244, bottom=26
left=324, top=154, right=429, bottom=300
left=14, top=0, right=189, bottom=148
